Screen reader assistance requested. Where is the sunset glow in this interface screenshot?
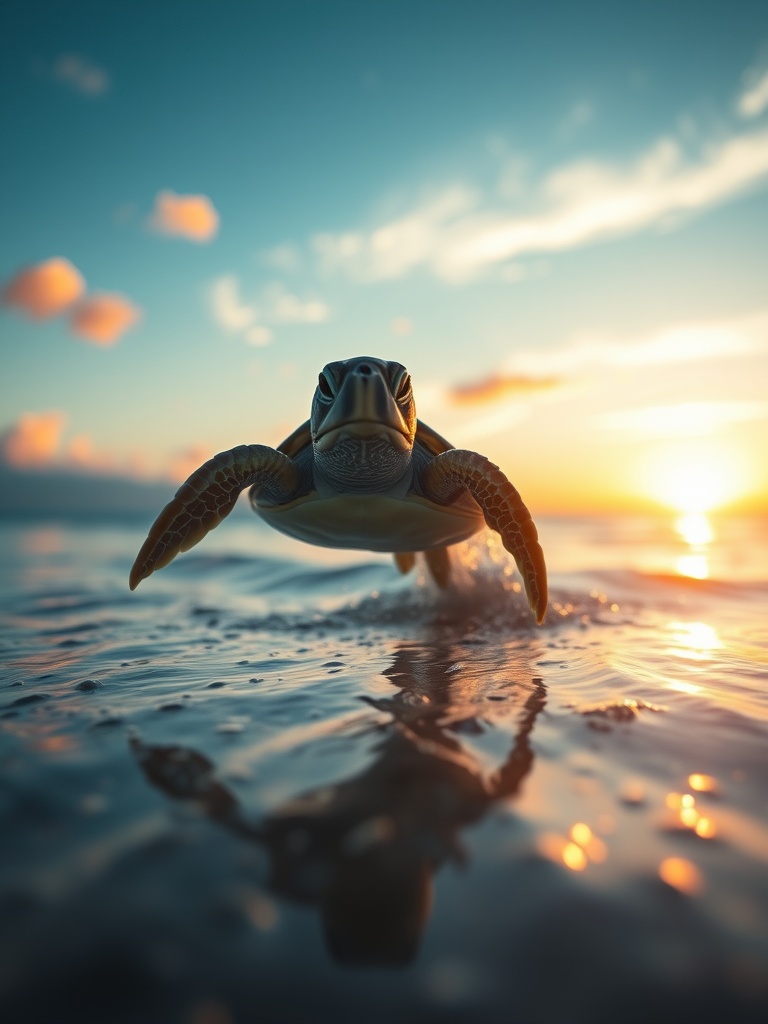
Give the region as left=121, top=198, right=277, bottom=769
left=1, top=3, right=767, bottom=519
left=641, top=442, right=752, bottom=514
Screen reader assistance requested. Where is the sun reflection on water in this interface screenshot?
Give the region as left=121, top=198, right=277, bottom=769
left=667, top=621, right=723, bottom=662
left=674, top=511, right=714, bottom=580
left=676, top=512, right=714, bottom=546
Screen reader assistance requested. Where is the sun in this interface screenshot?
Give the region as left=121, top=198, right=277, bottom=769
left=640, top=440, right=750, bottom=514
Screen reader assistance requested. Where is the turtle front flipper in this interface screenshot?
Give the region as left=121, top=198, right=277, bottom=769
left=129, top=445, right=299, bottom=590
left=420, top=450, right=547, bottom=623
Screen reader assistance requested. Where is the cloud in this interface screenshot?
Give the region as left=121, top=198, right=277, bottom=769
left=63, top=433, right=128, bottom=474
left=312, top=187, right=476, bottom=281
left=262, top=244, right=301, bottom=272
left=302, top=125, right=768, bottom=283
left=738, top=67, right=768, bottom=118
left=3, top=257, right=85, bottom=318
left=501, top=310, right=768, bottom=378
left=449, top=373, right=563, bottom=405
left=268, top=284, right=330, bottom=324
left=66, top=434, right=96, bottom=466
left=1, top=411, right=67, bottom=467
left=52, top=54, right=109, bottom=96
left=70, top=293, right=141, bottom=345
left=209, top=275, right=258, bottom=331
left=208, top=276, right=274, bottom=345
left=596, top=400, right=768, bottom=439
left=209, top=277, right=329, bottom=343
left=411, top=309, right=768, bottom=451
left=150, top=190, right=219, bottom=242
left=1, top=411, right=151, bottom=477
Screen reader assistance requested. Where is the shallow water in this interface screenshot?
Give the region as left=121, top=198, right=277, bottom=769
left=1, top=512, right=767, bottom=1023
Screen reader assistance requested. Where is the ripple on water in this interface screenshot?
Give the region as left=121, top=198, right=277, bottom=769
left=1, top=520, right=767, bottom=1021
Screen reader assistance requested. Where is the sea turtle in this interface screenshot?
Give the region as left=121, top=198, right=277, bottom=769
left=129, top=356, right=548, bottom=622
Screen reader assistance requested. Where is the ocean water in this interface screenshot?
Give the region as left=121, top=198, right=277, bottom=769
left=1, top=510, right=767, bottom=1024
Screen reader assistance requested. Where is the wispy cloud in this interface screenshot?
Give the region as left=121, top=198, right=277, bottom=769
left=297, top=125, right=768, bottom=283
left=268, top=284, right=330, bottom=324
left=596, top=400, right=768, bottom=438
left=52, top=54, right=109, bottom=96
left=70, top=293, right=141, bottom=345
left=208, top=274, right=271, bottom=345
left=150, top=190, right=219, bottom=242
left=3, top=258, right=85, bottom=318
left=502, top=310, right=768, bottom=377
left=312, top=187, right=476, bottom=281
left=449, top=373, right=562, bottom=405
left=738, top=66, right=768, bottom=118
left=208, top=276, right=329, bottom=343
left=209, top=275, right=259, bottom=331
left=412, top=310, right=768, bottom=449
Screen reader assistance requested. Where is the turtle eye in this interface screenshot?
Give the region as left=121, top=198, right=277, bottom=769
left=317, top=373, right=334, bottom=400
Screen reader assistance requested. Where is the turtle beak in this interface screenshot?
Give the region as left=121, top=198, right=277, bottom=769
left=314, top=361, right=413, bottom=451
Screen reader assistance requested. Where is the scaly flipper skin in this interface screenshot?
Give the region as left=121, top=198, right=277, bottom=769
left=129, top=445, right=299, bottom=590
left=420, top=450, right=548, bottom=623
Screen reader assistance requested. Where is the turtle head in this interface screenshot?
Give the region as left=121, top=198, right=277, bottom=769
left=311, top=356, right=417, bottom=492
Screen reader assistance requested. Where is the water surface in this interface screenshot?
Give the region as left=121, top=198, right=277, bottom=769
left=1, top=513, right=767, bottom=1023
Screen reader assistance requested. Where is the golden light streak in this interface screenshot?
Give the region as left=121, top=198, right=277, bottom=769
left=570, top=822, right=592, bottom=846
left=689, top=773, right=718, bottom=793
left=695, top=817, right=717, bottom=839
left=659, top=857, right=704, bottom=895
left=562, top=842, right=588, bottom=871
left=680, top=806, right=700, bottom=828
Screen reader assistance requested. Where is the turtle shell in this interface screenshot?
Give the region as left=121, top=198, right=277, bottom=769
left=258, top=419, right=485, bottom=553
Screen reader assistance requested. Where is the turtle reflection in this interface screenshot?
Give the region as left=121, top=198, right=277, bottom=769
left=131, top=640, right=546, bottom=966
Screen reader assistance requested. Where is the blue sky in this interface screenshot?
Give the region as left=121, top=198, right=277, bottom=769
left=2, top=0, right=768, bottom=512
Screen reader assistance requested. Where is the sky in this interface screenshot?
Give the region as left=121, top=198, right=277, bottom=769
left=2, top=0, right=768, bottom=515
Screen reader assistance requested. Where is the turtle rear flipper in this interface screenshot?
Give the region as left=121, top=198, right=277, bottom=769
left=393, top=548, right=451, bottom=588
left=129, top=445, right=299, bottom=590
left=393, top=552, right=416, bottom=575
left=424, top=546, right=451, bottom=588
left=420, top=450, right=547, bottom=623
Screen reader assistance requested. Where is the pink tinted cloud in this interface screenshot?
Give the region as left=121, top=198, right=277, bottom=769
left=2, top=412, right=154, bottom=479
left=3, top=258, right=85, bottom=319
left=150, top=190, right=219, bottom=242
left=70, top=293, right=141, bottom=345
left=449, top=373, right=562, bottom=405
left=1, top=411, right=67, bottom=467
